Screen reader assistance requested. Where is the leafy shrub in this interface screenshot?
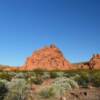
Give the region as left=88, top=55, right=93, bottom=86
left=4, top=79, right=31, bottom=100
left=0, top=80, right=8, bottom=100
left=39, top=86, right=54, bottom=98
left=75, top=72, right=90, bottom=88
left=52, top=77, right=79, bottom=89
left=92, top=72, right=100, bottom=87
left=33, top=69, right=45, bottom=76
left=50, top=72, right=64, bottom=78
left=63, top=72, right=77, bottom=78
left=52, top=77, right=79, bottom=97
left=42, top=72, right=50, bottom=80
left=0, top=72, right=13, bottom=81
left=39, top=77, right=79, bottom=98
left=28, top=76, right=43, bottom=85
left=26, top=71, right=36, bottom=77
left=14, top=72, right=26, bottom=78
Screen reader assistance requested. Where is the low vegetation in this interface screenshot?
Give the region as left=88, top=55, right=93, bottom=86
left=0, top=70, right=100, bottom=100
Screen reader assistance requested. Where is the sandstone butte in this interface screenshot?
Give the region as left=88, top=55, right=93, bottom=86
left=20, top=44, right=72, bottom=71
left=0, top=45, right=100, bottom=71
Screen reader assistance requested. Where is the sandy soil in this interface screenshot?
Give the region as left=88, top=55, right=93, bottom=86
left=65, top=88, right=100, bottom=100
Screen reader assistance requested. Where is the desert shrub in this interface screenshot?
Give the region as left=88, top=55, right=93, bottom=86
left=4, top=79, right=31, bottom=100
left=0, top=80, right=8, bottom=100
left=75, top=72, right=90, bottom=88
left=15, top=72, right=26, bottom=78
left=39, top=86, right=54, bottom=98
left=0, top=72, right=13, bottom=81
left=63, top=72, right=77, bottom=78
left=52, top=77, right=79, bottom=96
left=70, top=74, right=80, bottom=80
left=92, top=72, right=100, bottom=87
left=28, top=76, right=43, bottom=85
left=50, top=72, right=64, bottom=78
left=0, top=78, right=8, bottom=83
left=39, top=77, right=79, bottom=98
left=42, top=72, right=50, bottom=80
left=7, top=72, right=16, bottom=77
left=33, top=69, right=45, bottom=76
left=26, top=71, right=36, bottom=78
left=68, top=78, right=79, bottom=88
left=52, top=77, right=79, bottom=89
left=22, top=90, right=35, bottom=100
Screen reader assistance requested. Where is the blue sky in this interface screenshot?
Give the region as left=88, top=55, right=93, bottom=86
left=0, top=0, right=100, bottom=66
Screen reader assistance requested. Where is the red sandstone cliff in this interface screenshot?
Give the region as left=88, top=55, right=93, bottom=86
left=89, top=54, right=100, bottom=69
left=73, top=54, right=100, bottom=70
left=21, top=44, right=72, bottom=71
left=0, top=45, right=100, bottom=71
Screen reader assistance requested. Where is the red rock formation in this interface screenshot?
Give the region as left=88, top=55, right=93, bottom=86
left=21, top=44, right=72, bottom=71
left=89, top=54, right=100, bottom=69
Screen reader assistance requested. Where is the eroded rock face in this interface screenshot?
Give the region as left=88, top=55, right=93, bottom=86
left=89, top=54, right=100, bottom=69
left=21, top=44, right=72, bottom=71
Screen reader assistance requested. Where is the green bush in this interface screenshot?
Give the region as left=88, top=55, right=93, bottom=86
left=39, top=77, right=79, bottom=98
left=52, top=77, right=79, bottom=90
left=75, top=72, right=90, bottom=88
left=33, top=69, right=45, bottom=76
left=4, top=79, right=31, bottom=100
left=0, top=81, right=8, bottom=100
left=15, top=72, right=26, bottom=78
left=50, top=72, right=64, bottom=78
left=28, top=76, right=43, bottom=85
left=0, top=72, right=13, bottom=81
left=39, top=87, right=54, bottom=98
left=42, top=72, right=50, bottom=80
left=64, top=72, right=77, bottom=78
left=92, top=72, right=100, bottom=87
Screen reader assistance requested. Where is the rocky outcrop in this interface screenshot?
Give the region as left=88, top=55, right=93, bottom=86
left=89, top=54, right=100, bottom=69
left=73, top=54, right=100, bottom=70
left=21, top=44, right=72, bottom=71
